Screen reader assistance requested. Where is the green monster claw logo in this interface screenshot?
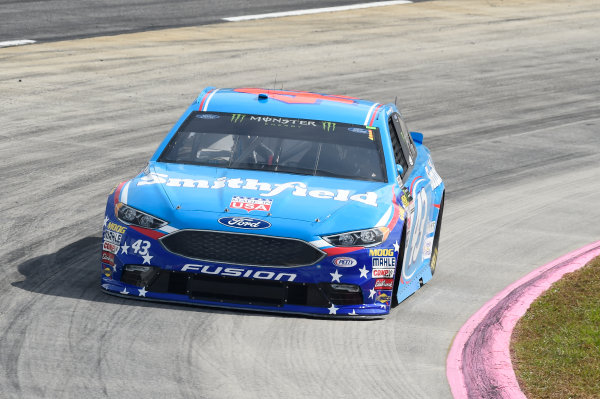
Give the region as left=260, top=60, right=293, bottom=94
left=322, top=121, right=336, bottom=132
left=231, top=114, right=246, bottom=123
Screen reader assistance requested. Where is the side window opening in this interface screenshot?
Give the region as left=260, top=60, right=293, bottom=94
left=388, top=118, right=408, bottom=175
left=398, top=117, right=417, bottom=161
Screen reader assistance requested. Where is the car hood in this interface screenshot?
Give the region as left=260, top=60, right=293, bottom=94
left=125, top=163, right=394, bottom=226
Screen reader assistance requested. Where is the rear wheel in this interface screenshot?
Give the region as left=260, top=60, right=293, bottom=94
left=429, top=192, right=444, bottom=276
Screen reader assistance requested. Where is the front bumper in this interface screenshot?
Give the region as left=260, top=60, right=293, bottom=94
left=101, top=218, right=399, bottom=318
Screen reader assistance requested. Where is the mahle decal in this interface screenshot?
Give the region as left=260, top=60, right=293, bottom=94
left=372, top=257, right=396, bottom=268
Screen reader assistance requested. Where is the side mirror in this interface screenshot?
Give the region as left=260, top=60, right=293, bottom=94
left=396, top=164, right=404, bottom=176
left=410, top=132, right=423, bottom=144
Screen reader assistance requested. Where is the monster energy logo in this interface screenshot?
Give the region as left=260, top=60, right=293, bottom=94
left=322, top=121, right=336, bottom=132
left=231, top=114, right=246, bottom=123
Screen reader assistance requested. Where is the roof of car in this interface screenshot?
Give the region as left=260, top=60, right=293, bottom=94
left=195, top=87, right=386, bottom=127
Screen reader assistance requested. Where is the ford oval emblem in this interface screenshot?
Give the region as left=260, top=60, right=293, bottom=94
left=332, top=257, right=357, bottom=267
left=218, top=216, right=271, bottom=230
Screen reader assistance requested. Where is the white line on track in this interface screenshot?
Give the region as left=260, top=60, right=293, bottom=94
left=223, top=1, right=413, bottom=22
left=0, top=39, right=36, bottom=48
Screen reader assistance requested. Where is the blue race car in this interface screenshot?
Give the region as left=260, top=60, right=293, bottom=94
left=101, top=87, right=444, bottom=317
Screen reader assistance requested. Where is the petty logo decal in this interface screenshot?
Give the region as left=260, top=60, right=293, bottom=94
left=229, top=196, right=272, bottom=212
left=218, top=217, right=271, bottom=230
left=332, top=257, right=357, bottom=267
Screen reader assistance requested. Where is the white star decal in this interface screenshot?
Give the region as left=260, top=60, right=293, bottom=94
left=330, top=269, right=342, bottom=283
left=369, top=288, right=376, bottom=299
left=393, top=240, right=400, bottom=253
left=120, top=243, right=129, bottom=254
left=349, top=309, right=357, bottom=316
left=120, top=287, right=129, bottom=295
left=359, top=265, right=369, bottom=279
left=103, top=216, right=109, bottom=227
left=101, top=284, right=110, bottom=290
left=112, top=264, right=117, bottom=272
left=138, top=287, right=148, bottom=297
left=328, top=304, right=338, bottom=315
left=141, top=253, right=153, bottom=265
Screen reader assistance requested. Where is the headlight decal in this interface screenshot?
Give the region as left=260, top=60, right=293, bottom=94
left=115, top=202, right=168, bottom=230
left=322, top=227, right=390, bottom=248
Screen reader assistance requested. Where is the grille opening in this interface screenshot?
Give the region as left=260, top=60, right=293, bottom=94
left=160, top=230, right=325, bottom=267
left=141, top=270, right=338, bottom=307
left=189, top=277, right=286, bottom=306
left=320, top=283, right=364, bottom=305
left=121, top=265, right=159, bottom=287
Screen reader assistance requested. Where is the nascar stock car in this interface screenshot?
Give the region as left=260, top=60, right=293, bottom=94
left=101, top=87, right=444, bottom=317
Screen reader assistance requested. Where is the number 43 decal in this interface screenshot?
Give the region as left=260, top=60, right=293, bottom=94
left=131, top=239, right=151, bottom=256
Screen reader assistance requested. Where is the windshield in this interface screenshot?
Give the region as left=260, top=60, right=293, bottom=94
left=158, top=111, right=387, bottom=182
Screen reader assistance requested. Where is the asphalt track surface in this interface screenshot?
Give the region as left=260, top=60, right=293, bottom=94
left=0, top=0, right=421, bottom=42
left=1, top=0, right=599, bottom=398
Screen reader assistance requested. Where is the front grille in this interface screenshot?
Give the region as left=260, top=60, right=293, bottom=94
left=160, top=230, right=325, bottom=267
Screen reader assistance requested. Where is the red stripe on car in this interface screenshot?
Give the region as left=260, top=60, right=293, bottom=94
left=368, top=104, right=383, bottom=126
left=410, top=176, right=423, bottom=195
left=386, top=192, right=402, bottom=231
left=198, top=89, right=214, bottom=111
left=323, top=246, right=362, bottom=256
left=113, top=182, right=126, bottom=206
left=130, top=225, right=166, bottom=240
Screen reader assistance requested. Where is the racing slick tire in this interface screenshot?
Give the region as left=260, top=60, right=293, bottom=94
left=391, top=227, right=407, bottom=308
left=429, top=192, right=444, bottom=276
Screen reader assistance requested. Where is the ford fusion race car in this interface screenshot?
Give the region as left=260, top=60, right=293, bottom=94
left=101, top=87, right=444, bottom=317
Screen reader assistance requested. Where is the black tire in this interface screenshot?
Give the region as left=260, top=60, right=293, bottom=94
left=429, top=192, right=444, bottom=276
left=391, top=227, right=406, bottom=308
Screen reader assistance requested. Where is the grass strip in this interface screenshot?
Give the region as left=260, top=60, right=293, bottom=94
left=511, top=256, right=600, bottom=399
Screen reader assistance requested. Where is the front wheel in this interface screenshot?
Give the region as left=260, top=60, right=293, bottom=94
left=429, top=192, right=444, bottom=276
left=391, top=228, right=406, bottom=308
